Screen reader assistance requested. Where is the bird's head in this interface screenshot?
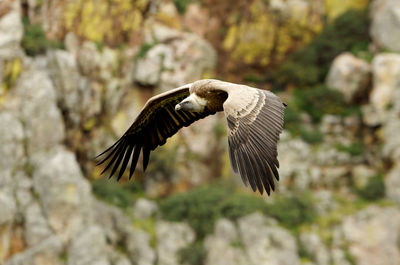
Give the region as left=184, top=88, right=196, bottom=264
left=175, top=93, right=207, bottom=112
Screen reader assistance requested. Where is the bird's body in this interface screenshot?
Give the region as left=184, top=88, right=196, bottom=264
left=97, top=79, right=285, bottom=195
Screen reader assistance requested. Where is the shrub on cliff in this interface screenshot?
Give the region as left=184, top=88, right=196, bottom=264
left=271, top=9, right=370, bottom=88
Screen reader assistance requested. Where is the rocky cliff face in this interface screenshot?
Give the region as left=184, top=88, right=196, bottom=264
left=1, top=1, right=400, bottom=265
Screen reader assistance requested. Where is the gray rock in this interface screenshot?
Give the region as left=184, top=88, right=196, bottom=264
left=3, top=68, right=65, bottom=155
left=331, top=248, right=352, bottom=265
left=133, top=198, right=159, bottom=219
left=371, top=0, right=400, bottom=52
left=204, top=219, right=248, bottom=265
left=368, top=54, right=400, bottom=162
left=0, top=112, right=24, bottom=171
left=94, top=200, right=155, bottom=265
left=0, top=191, right=16, bottom=226
left=24, top=202, right=53, bottom=247
left=135, top=44, right=172, bottom=86
left=313, top=190, right=338, bottom=215
left=126, top=227, right=155, bottom=265
left=386, top=165, right=400, bottom=205
left=334, top=206, right=400, bottom=265
left=352, top=165, right=377, bottom=190
left=31, top=147, right=92, bottom=242
left=48, top=50, right=100, bottom=126
left=326, top=53, right=370, bottom=103
left=299, top=232, right=330, bottom=265
left=68, top=226, right=110, bottom=265
left=5, top=236, right=64, bottom=265
left=156, top=221, right=195, bottom=265
left=370, top=53, right=400, bottom=117
left=238, top=213, right=300, bottom=265
left=0, top=0, right=23, bottom=59
left=136, top=23, right=216, bottom=91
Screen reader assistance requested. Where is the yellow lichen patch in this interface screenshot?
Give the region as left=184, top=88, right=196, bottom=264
left=325, top=0, right=369, bottom=20
left=1, top=58, right=22, bottom=95
left=63, top=0, right=148, bottom=45
left=222, top=0, right=323, bottom=67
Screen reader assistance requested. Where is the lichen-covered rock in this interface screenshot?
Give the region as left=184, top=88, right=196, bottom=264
left=68, top=226, right=109, bottom=265
left=31, top=147, right=92, bottom=242
left=156, top=221, right=195, bottom=265
left=238, top=213, right=300, bottom=265
left=333, top=206, right=400, bottom=265
left=370, top=0, right=400, bottom=52
left=3, top=68, right=65, bottom=155
left=326, top=53, right=370, bottom=103
left=0, top=0, right=23, bottom=59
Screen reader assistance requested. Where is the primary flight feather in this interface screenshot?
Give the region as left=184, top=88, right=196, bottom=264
left=96, top=79, right=286, bottom=195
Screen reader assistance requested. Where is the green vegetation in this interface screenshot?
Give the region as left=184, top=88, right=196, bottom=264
left=265, top=192, right=317, bottom=228
left=293, top=85, right=359, bottom=122
left=92, top=178, right=144, bottom=208
left=270, top=9, right=370, bottom=88
left=178, top=242, right=207, bottom=265
left=173, top=0, right=198, bottom=14
left=134, top=42, right=157, bottom=60
left=356, top=174, right=385, bottom=201
left=161, top=185, right=317, bottom=238
left=160, top=185, right=267, bottom=239
left=336, top=141, right=365, bottom=156
left=21, top=18, right=64, bottom=56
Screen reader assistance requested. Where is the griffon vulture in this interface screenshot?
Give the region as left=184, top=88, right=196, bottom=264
left=97, top=79, right=286, bottom=195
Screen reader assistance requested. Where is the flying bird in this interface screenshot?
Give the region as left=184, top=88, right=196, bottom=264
left=96, top=79, right=286, bottom=195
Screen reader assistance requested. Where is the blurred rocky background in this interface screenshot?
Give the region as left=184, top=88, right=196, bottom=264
left=0, top=0, right=399, bottom=265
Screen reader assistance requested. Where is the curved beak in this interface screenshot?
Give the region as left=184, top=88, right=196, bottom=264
left=175, top=103, right=182, bottom=111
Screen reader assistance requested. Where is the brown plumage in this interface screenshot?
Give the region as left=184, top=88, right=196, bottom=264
left=96, top=79, right=286, bottom=195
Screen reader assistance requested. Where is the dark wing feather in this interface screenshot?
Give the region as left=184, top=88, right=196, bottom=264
left=97, top=86, right=214, bottom=180
left=226, top=89, right=285, bottom=195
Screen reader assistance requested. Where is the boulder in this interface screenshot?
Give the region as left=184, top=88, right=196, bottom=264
left=238, top=213, right=300, bottom=265
left=204, top=219, right=248, bottom=265
left=326, top=53, right=370, bottom=103
left=3, top=68, right=65, bottom=155
left=370, top=0, right=400, bottom=52
left=31, top=147, right=93, bottom=242
left=370, top=53, right=400, bottom=114
left=156, top=221, right=195, bottom=265
left=133, top=198, right=159, bottom=219
left=67, top=226, right=109, bottom=265
left=136, top=23, right=216, bottom=91
left=334, top=206, right=400, bottom=265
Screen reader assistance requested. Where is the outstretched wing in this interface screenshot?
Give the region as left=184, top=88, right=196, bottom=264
left=224, top=87, right=285, bottom=195
left=96, top=86, right=215, bottom=180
